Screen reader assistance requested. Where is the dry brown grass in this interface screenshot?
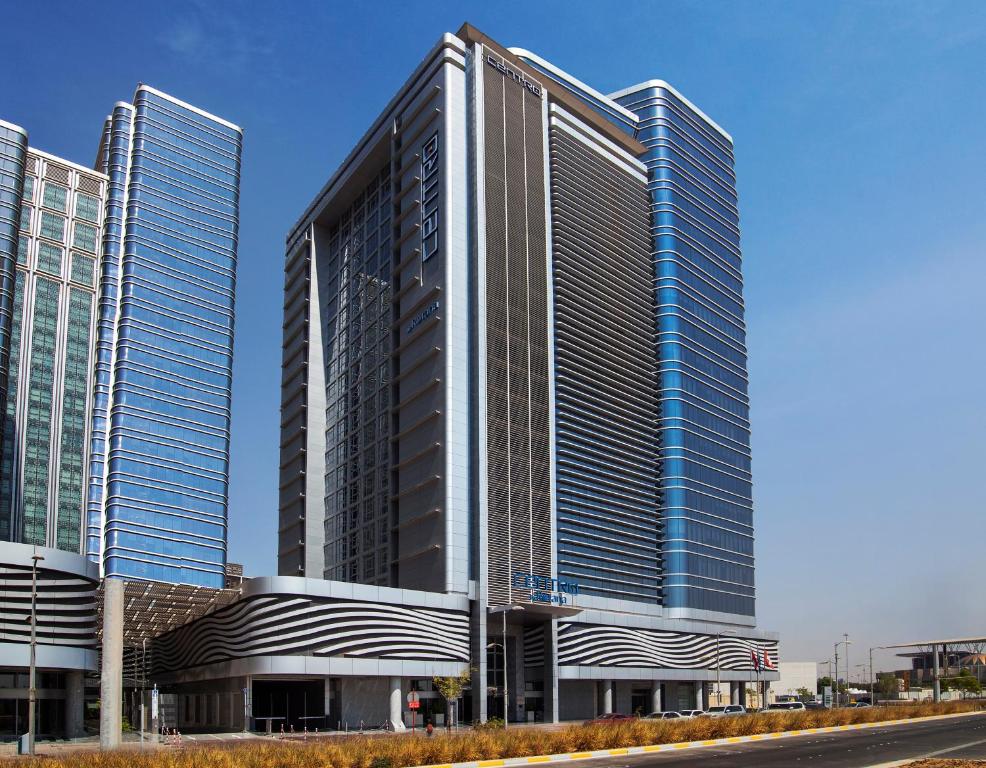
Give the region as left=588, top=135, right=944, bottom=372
left=8, top=701, right=982, bottom=768
left=904, top=761, right=986, bottom=767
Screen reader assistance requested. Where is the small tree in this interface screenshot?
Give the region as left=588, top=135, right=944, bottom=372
left=796, top=687, right=813, bottom=702
left=877, top=673, right=899, bottom=701
left=817, top=676, right=833, bottom=694
left=954, top=669, right=982, bottom=698
left=433, top=669, right=471, bottom=730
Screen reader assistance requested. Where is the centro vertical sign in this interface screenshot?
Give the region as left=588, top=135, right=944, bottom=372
left=420, top=131, right=440, bottom=262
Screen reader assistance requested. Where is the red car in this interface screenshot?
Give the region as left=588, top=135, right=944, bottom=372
left=583, top=713, right=637, bottom=726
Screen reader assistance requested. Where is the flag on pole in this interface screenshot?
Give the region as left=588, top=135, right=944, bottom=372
left=763, top=649, right=774, bottom=670
left=751, top=649, right=761, bottom=672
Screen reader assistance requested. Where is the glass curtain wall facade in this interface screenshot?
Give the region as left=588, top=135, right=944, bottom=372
left=612, top=85, right=754, bottom=616
left=0, top=149, right=104, bottom=552
left=0, top=122, right=28, bottom=543
left=321, top=169, right=393, bottom=584
left=87, top=87, right=242, bottom=587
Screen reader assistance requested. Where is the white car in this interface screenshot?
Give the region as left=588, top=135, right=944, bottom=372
left=768, top=702, right=806, bottom=711
left=706, top=705, right=747, bottom=717
left=678, top=709, right=706, bottom=718
left=645, top=711, right=683, bottom=719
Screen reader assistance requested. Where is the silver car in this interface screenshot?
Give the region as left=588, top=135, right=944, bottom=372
left=706, top=705, right=747, bottom=717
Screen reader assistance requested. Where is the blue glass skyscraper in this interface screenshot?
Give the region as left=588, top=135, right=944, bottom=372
left=87, top=86, right=242, bottom=587
left=513, top=52, right=755, bottom=620
left=608, top=83, right=754, bottom=617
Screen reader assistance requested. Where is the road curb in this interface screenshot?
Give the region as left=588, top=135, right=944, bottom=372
left=416, top=711, right=985, bottom=768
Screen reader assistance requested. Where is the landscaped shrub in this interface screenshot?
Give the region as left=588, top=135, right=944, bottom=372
left=9, top=701, right=981, bottom=768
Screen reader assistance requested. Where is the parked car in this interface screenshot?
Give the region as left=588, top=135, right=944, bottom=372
left=645, top=711, right=682, bottom=719
left=848, top=702, right=871, bottom=708
left=583, top=713, right=637, bottom=726
left=678, top=709, right=706, bottom=717
left=706, top=705, right=747, bottom=717
left=804, top=702, right=827, bottom=710
left=768, top=702, right=806, bottom=711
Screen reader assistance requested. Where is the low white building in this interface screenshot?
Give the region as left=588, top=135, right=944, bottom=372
left=770, top=662, right=818, bottom=701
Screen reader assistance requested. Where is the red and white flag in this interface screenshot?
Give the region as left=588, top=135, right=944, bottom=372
left=762, top=649, right=775, bottom=670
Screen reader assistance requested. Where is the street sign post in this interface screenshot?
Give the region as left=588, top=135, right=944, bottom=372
left=823, top=686, right=833, bottom=708
left=407, top=691, right=420, bottom=732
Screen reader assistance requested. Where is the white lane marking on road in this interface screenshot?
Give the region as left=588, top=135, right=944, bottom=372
left=864, top=735, right=986, bottom=767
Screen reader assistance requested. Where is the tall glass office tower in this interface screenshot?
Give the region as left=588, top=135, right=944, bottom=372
left=1, top=148, right=105, bottom=552
left=0, top=121, right=29, bottom=508
left=1, top=87, right=241, bottom=589
left=606, top=84, right=753, bottom=617
left=86, top=87, right=242, bottom=587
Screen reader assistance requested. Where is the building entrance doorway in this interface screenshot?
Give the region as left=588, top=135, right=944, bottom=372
left=252, top=680, right=324, bottom=732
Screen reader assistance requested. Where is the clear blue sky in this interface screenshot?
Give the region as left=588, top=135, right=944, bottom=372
left=4, top=0, right=985, bottom=676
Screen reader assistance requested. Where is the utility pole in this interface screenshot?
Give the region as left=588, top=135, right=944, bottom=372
left=834, top=643, right=840, bottom=708
left=27, top=551, right=44, bottom=756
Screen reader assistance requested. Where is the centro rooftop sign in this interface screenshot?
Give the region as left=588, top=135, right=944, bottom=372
left=513, top=572, right=580, bottom=605
left=486, top=53, right=543, bottom=97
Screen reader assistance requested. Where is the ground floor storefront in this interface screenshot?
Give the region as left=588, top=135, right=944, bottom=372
left=143, top=577, right=778, bottom=731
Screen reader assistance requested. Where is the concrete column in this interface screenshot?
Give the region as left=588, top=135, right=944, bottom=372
left=932, top=643, right=941, bottom=703
left=699, top=682, right=710, bottom=711
left=65, top=670, right=85, bottom=738
left=100, top=577, right=124, bottom=749
left=389, top=677, right=406, bottom=731
left=602, top=680, right=613, bottom=714
left=738, top=682, right=747, bottom=707
left=544, top=620, right=559, bottom=723
left=471, top=602, right=488, bottom=723
left=651, top=684, right=662, bottom=714
left=730, top=682, right=741, bottom=705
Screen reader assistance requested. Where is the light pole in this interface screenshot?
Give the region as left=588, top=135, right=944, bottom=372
left=488, top=605, right=524, bottom=726
left=868, top=645, right=887, bottom=705
left=835, top=636, right=851, bottom=707
left=28, top=551, right=44, bottom=756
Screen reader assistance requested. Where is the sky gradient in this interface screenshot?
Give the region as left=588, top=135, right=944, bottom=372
left=3, top=0, right=984, bottom=677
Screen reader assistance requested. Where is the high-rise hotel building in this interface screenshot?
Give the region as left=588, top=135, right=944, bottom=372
left=189, top=24, right=777, bottom=726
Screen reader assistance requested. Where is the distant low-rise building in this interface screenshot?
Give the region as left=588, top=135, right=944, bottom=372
left=769, top=661, right=818, bottom=702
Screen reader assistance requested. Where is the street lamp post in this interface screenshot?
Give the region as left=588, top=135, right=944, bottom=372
left=834, top=636, right=851, bottom=707
left=869, top=649, right=875, bottom=705
left=28, top=551, right=44, bottom=756
left=489, top=605, right=524, bottom=727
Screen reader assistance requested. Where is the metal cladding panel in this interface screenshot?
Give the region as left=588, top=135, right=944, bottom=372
left=391, top=64, right=450, bottom=592
left=277, top=239, right=312, bottom=576
left=150, top=593, right=470, bottom=674
left=482, top=49, right=551, bottom=605
left=548, top=110, right=662, bottom=605
left=558, top=622, right=777, bottom=671
left=0, top=548, right=98, bottom=649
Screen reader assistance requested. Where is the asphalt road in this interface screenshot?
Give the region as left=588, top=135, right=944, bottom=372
left=571, top=713, right=986, bottom=768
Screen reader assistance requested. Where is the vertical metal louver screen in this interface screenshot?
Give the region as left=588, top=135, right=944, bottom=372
left=483, top=58, right=551, bottom=605
left=548, top=114, right=663, bottom=605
